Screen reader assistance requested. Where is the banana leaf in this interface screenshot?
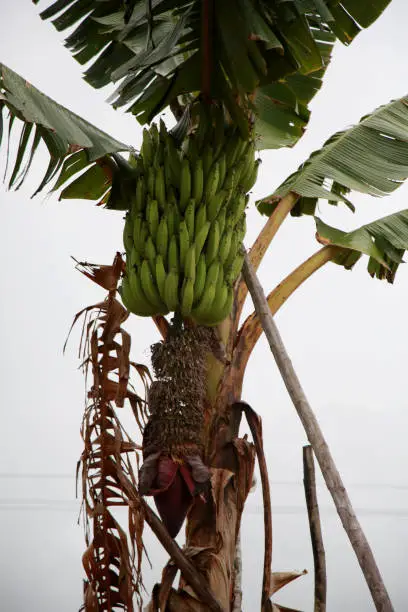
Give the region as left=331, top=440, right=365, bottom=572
left=258, top=96, right=408, bottom=216
left=33, top=0, right=390, bottom=148
left=0, top=63, right=130, bottom=198
left=315, top=210, right=408, bottom=282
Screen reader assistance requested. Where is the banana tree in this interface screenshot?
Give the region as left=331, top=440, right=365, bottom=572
left=1, top=0, right=406, bottom=610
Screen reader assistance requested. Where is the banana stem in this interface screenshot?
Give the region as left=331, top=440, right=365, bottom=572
left=233, top=245, right=338, bottom=376
left=235, top=192, right=298, bottom=322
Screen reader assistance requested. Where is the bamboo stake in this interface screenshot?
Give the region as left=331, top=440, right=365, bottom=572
left=242, top=252, right=394, bottom=612
left=232, top=532, right=243, bottom=612
left=303, top=445, right=326, bottom=612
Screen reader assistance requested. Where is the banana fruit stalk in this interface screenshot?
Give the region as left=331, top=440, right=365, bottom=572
left=119, top=106, right=259, bottom=325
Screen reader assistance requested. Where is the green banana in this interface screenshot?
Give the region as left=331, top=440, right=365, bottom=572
left=164, top=157, right=172, bottom=192
left=180, top=277, right=195, bottom=317
left=223, top=166, right=237, bottom=193
left=221, top=288, right=234, bottom=320
left=239, top=141, right=256, bottom=179
left=216, top=263, right=224, bottom=292
left=228, top=194, right=247, bottom=227
left=204, top=162, right=220, bottom=203
left=184, top=245, right=196, bottom=282
left=129, top=246, right=141, bottom=269
left=128, top=266, right=157, bottom=314
left=206, top=189, right=227, bottom=222
left=241, top=158, right=261, bottom=193
left=210, top=281, right=228, bottom=322
left=155, top=165, right=166, bottom=210
left=194, top=203, right=207, bottom=237
left=192, top=283, right=216, bottom=321
left=206, top=220, right=220, bottom=265
left=217, top=208, right=227, bottom=237
left=155, top=254, right=167, bottom=303
left=184, top=199, right=195, bottom=240
left=225, top=249, right=244, bottom=284
left=192, top=158, right=204, bottom=203
left=233, top=157, right=247, bottom=187
left=224, top=229, right=240, bottom=269
left=133, top=215, right=148, bottom=255
left=186, top=135, right=199, bottom=164
left=159, top=118, right=167, bottom=144
left=154, top=139, right=164, bottom=168
left=144, top=236, right=157, bottom=273
left=234, top=137, right=248, bottom=165
left=193, top=254, right=207, bottom=305
left=149, top=122, right=160, bottom=151
left=219, top=225, right=233, bottom=264
left=156, top=216, right=169, bottom=259
left=146, top=198, right=159, bottom=240
left=135, top=155, right=144, bottom=176
left=179, top=157, right=191, bottom=211
left=236, top=213, right=247, bottom=243
left=224, top=131, right=242, bottom=168
left=140, top=259, right=166, bottom=311
left=173, top=199, right=181, bottom=234
left=165, top=135, right=181, bottom=186
left=167, top=203, right=175, bottom=237
left=141, top=128, right=154, bottom=168
left=164, top=269, right=180, bottom=311
left=195, top=287, right=234, bottom=326
left=202, top=147, right=213, bottom=179
left=194, top=220, right=211, bottom=261
left=191, top=260, right=220, bottom=320
left=218, top=153, right=227, bottom=188
left=123, top=215, right=134, bottom=252
left=147, top=166, right=156, bottom=198
left=120, top=274, right=157, bottom=317
left=206, top=258, right=220, bottom=286
left=178, top=220, right=190, bottom=270
left=168, top=235, right=179, bottom=272
left=135, top=179, right=146, bottom=213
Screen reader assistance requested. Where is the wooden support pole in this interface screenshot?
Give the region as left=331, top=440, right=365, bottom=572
left=242, top=251, right=394, bottom=612
left=303, top=445, right=327, bottom=612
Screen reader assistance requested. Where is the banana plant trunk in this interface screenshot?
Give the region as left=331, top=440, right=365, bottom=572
left=154, top=298, right=258, bottom=611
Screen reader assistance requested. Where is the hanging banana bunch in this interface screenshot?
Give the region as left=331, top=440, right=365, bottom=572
left=120, top=106, right=259, bottom=325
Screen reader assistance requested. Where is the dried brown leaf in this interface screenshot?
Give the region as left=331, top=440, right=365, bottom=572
left=159, top=562, right=179, bottom=611
left=270, top=570, right=308, bottom=596
left=167, top=590, right=210, bottom=612
left=73, top=254, right=125, bottom=291
left=236, top=401, right=272, bottom=607
left=82, top=581, right=99, bottom=612
left=70, top=253, right=151, bottom=611
left=210, top=467, right=234, bottom=535
left=116, top=329, right=131, bottom=407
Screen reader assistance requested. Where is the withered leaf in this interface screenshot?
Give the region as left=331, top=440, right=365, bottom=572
left=270, top=570, right=308, bottom=596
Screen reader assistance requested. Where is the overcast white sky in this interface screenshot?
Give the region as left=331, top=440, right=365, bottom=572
left=1, top=1, right=408, bottom=611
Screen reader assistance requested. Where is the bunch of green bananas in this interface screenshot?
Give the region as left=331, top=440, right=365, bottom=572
left=120, top=111, right=259, bottom=325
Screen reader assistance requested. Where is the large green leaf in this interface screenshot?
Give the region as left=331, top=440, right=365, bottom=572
left=253, top=20, right=336, bottom=149
left=315, top=211, right=408, bottom=282
left=0, top=63, right=130, bottom=197
left=34, top=0, right=390, bottom=148
left=258, top=96, right=408, bottom=216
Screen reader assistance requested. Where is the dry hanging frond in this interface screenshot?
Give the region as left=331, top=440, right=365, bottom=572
left=69, top=252, right=150, bottom=611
